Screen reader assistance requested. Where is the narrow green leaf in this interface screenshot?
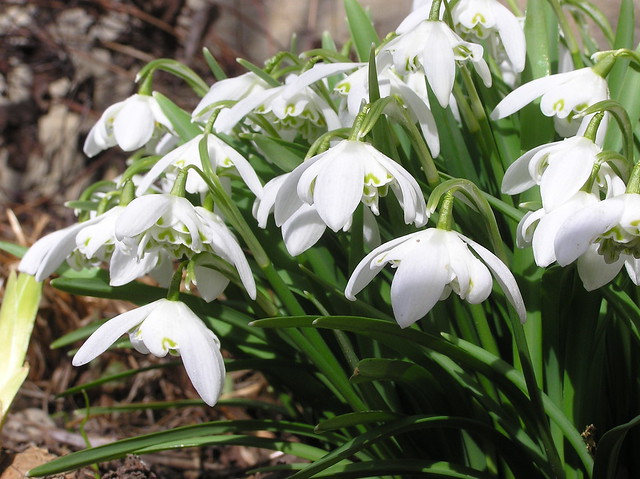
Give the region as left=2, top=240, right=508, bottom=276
left=0, top=241, right=27, bottom=259
left=315, top=410, right=402, bottom=433
left=593, top=414, right=640, bottom=479
left=344, top=0, right=379, bottom=61
left=202, top=47, right=227, bottom=80
left=153, top=92, right=202, bottom=142
left=248, top=133, right=306, bottom=172
left=28, top=419, right=342, bottom=476
left=137, top=59, right=210, bottom=96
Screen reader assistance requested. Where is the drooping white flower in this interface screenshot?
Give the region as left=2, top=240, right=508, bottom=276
left=114, top=194, right=256, bottom=298
left=501, top=135, right=626, bottom=211
left=84, top=94, right=174, bottom=157
left=72, top=299, right=225, bottom=406
left=452, top=0, right=526, bottom=73
left=554, top=193, right=640, bottom=290
left=18, top=206, right=127, bottom=281
left=382, top=16, right=492, bottom=107
left=214, top=73, right=342, bottom=141
left=516, top=192, right=599, bottom=267
left=345, top=228, right=526, bottom=327
left=491, top=67, right=609, bottom=122
left=254, top=173, right=380, bottom=256
left=135, top=133, right=263, bottom=198
left=335, top=60, right=441, bottom=157
left=193, top=72, right=270, bottom=121
left=274, top=140, right=427, bottom=235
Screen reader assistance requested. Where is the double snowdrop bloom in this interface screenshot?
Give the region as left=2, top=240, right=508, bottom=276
left=334, top=62, right=441, bottom=157
left=192, top=72, right=270, bottom=121
left=452, top=0, right=525, bottom=73
left=84, top=93, right=174, bottom=157
left=135, top=133, right=263, bottom=198
left=382, top=12, right=491, bottom=108
left=516, top=192, right=599, bottom=268
left=19, top=207, right=125, bottom=281
left=72, top=299, right=225, bottom=406
left=114, top=194, right=256, bottom=299
left=274, top=140, right=427, bottom=235
left=254, top=173, right=380, bottom=256
left=501, top=135, right=626, bottom=211
left=554, top=193, right=640, bottom=290
left=214, top=73, right=341, bottom=141
left=491, top=66, right=609, bottom=122
left=345, top=228, right=526, bottom=327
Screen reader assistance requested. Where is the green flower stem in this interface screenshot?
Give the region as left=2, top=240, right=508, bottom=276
left=509, top=311, right=565, bottom=478
left=545, top=0, right=583, bottom=69
left=429, top=0, right=442, bottom=20
left=170, top=169, right=188, bottom=197
left=582, top=111, right=605, bottom=142
left=436, top=192, right=455, bottom=230
left=457, top=66, right=504, bottom=190
left=166, top=262, right=188, bottom=301
left=626, top=162, right=640, bottom=194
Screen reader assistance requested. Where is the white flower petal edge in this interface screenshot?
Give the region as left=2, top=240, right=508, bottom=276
left=73, top=299, right=225, bottom=406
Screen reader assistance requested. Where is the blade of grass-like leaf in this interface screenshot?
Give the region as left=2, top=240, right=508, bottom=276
left=247, top=133, right=306, bottom=172
left=28, top=419, right=345, bottom=476
left=315, top=410, right=403, bottom=433
left=312, top=316, right=592, bottom=473
left=344, top=0, right=379, bottom=62
left=593, top=413, right=640, bottom=479
left=0, top=241, right=27, bottom=259
left=305, top=459, right=498, bottom=478
left=153, top=92, right=202, bottom=142
left=72, top=398, right=291, bottom=417
left=288, top=415, right=543, bottom=479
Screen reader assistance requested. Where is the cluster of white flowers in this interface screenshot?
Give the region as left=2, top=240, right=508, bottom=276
left=495, top=56, right=639, bottom=291
left=18, top=0, right=628, bottom=406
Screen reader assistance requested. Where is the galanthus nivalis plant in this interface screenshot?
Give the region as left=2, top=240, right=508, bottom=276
left=6, top=0, right=640, bottom=477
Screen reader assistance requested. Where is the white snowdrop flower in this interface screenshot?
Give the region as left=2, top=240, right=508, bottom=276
left=554, top=193, right=640, bottom=290
left=345, top=228, right=526, bottom=328
left=135, top=133, right=263, bottom=198
left=501, top=135, right=625, bottom=211
left=382, top=14, right=492, bottom=108
left=491, top=67, right=609, bottom=122
left=452, top=0, right=526, bottom=73
left=114, top=194, right=256, bottom=299
left=274, top=140, right=427, bottom=234
left=84, top=94, right=173, bottom=157
left=193, top=72, right=270, bottom=121
left=72, top=299, right=225, bottom=406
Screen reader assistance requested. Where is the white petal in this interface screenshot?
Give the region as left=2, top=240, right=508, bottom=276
left=391, top=231, right=449, bottom=328
left=72, top=302, right=158, bottom=365
left=576, top=245, right=624, bottom=291
left=19, top=219, right=101, bottom=281
left=554, top=197, right=625, bottom=266
left=311, top=145, right=364, bottom=232
left=108, top=244, right=159, bottom=286
left=345, top=231, right=423, bottom=300
left=491, top=71, right=577, bottom=120
left=494, top=3, right=525, bottom=72
left=501, top=142, right=551, bottom=195
left=460, top=233, right=527, bottom=323
left=281, top=204, right=327, bottom=256
left=115, top=195, right=171, bottom=240
left=423, top=23, right=456, bottom=108
left=113, top=96, right=155, bottom=151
